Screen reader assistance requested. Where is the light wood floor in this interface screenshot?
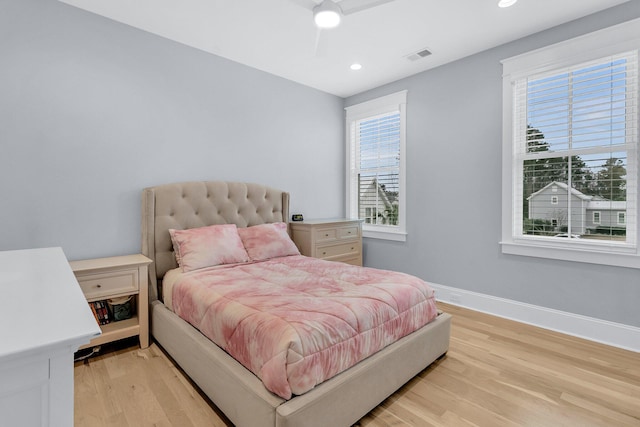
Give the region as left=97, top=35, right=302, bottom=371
left=74, top=303, right=640, bottom=426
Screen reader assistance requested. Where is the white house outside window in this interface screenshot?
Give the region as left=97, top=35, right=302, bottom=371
left=345, top=91, right=407, bottom=241
left=501, top=19, right=640, bottom=268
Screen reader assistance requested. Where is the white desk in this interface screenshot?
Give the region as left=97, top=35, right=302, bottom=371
left=0, top=247, right=101, bottom=427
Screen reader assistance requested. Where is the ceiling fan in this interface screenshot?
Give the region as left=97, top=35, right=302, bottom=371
left=294, top=0, right=397, bottom=55
left=307, top=0, right=396, bottom=28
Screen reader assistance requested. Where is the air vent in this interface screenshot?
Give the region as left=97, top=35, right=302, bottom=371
left=406, top=48, right=432, bottom=62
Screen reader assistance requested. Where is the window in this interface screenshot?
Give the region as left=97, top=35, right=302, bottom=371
left=619, top=212, right=626, bottom=225
left=345, top=91, right=407, bottom=241
left=501, top=19, right=640, bottom=268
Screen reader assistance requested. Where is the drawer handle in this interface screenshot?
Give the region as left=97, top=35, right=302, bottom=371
left=96, top=283, right=102, bottom=288
left=322, top=251, right=327, bottom=255
left=348, top=231, right=352, bottom=234
left=351, top=247, right=354, bottom=250
left=325, top=233, right=329, bottom=237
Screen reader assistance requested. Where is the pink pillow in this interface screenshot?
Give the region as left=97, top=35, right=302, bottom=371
left=169, top=224, right=250, bottom=272
left=238, top=222, right=300, bottom=261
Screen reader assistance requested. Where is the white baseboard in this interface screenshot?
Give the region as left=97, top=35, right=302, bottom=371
left=432, top=283, right=640, bottom=353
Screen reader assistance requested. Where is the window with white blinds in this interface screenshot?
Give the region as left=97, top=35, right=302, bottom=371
left=501, top=18, right=640, bottom=268
left=345, top=91, right=407, bottom=241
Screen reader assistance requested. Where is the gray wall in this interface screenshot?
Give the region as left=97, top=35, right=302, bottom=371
left=0, top=0, right=344, bottom=260
left=346, top=1, right=640, bottom=327
left=2, top=0, right=638, bottom=328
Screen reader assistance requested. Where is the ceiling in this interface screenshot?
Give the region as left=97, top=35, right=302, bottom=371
left=58, top=0, right=630, bottom=98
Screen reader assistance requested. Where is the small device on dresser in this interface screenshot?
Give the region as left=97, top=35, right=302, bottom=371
left=292, top=214, right=304, bottom=221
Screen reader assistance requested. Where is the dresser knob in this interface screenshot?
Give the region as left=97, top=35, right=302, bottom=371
left=96, top=284, right=102, bottom=288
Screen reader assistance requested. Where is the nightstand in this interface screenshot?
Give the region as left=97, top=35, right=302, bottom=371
left=290, top=218, right=363, bottom=266
left=70, top=254, right=152, bottom=349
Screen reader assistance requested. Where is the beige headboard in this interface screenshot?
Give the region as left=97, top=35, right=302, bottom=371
left=142, top=181, right=290, bottom=301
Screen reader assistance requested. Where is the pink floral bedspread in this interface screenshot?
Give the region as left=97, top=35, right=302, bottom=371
left=171, top=255, right=438, bottom=399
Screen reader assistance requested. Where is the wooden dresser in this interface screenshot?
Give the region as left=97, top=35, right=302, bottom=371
left=290, top=218, right=363, bottom=266
left=0, top=247, right=100, bottom=427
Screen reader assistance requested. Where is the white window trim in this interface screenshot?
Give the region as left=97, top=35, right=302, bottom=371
left=345, top=91, right=407, bottom=242
left=551, top=196, right=558, bottom=205
left=500, top=18, right=640, bottom=269
left=593, top=212, right=601, bottom=225
left=618, top=212, right=626, bottom=225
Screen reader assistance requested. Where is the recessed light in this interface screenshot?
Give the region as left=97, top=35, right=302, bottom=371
left=498, top=0, right=518, bottom=7
left=350, top=63, right=362, bottom=70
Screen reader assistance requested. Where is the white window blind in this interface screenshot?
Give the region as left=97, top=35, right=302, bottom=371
left=346, top=91, right=407, bottom=241
left=355, top=112, right=400, bottom=225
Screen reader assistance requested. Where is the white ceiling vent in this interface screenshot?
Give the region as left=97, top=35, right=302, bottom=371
left=406, top=48, right=432, bottom=62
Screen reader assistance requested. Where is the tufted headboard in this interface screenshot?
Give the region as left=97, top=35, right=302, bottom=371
left=141, top=181, right=290, bottom=301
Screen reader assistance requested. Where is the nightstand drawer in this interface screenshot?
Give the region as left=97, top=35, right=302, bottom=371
left=76, top=269, right=139, bottom=300
left=317, top=242, right=360, bottom=259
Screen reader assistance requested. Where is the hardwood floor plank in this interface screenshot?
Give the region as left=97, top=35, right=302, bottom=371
left=75, top=303, right=640, bottom=426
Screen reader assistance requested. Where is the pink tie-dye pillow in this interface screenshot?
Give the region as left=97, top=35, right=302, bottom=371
left=237, top=222, right=300, bottom=261
left=169, top=224, right=250, bottom=272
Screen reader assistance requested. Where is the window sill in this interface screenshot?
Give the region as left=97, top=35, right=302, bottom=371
left=500, top=240, right=640, bottom=269
left=363, top=229, right=407, bottom=242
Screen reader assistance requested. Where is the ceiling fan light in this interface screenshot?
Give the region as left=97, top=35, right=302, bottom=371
left=314, top=2, right=342, bottom=28
left=498, top=0, right=518, bottom=7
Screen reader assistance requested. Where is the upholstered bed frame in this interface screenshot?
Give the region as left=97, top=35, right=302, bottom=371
left=142, top=181, right=451, bottom=427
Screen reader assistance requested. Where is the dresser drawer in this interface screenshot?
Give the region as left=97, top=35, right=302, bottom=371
left=315, top=228, right=338, bottom=242
left=76, top=269, right=139, bottom=300
left=317, top=242, right=361, bottom=259
left=337, top=225, right=360, bottom=240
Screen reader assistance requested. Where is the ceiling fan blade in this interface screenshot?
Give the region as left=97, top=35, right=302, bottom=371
left=338, top=0, right=396, bottom=15
left=314, top=27, right=329, bottom=57
left=289, top=0, right=322, bottom=11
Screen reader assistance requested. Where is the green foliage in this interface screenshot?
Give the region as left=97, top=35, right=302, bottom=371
left=595, top=158, right=627, bottom=201
left=523, top=218, right=555, bottom=235
left=522, top=126, right=627, bottom=206
left=593, top=226, right=626, bottom=236
left=381, top=204, right=399, bottom=226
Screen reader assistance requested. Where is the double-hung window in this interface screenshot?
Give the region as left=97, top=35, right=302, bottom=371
left=345, top=91, right=407, bottom=241
left=501, top=19, right=640, bottom=268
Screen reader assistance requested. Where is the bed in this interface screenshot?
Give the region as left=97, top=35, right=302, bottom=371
left=142, top=181, right=451, bottom=427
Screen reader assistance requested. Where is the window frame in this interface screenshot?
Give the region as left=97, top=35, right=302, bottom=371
left=618, top=212, right=626, bottom=225
left=501, top=18, right=640, bottom=269
left=345, top=91, right=407, bottom=242
left=593, top=211, right=602, bottom=225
